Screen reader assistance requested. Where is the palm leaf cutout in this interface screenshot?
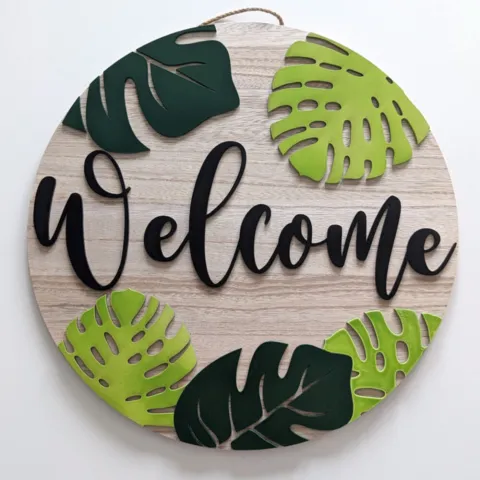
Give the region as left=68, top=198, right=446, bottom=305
left=324, top=309, right=441, bottom=421
left=59, top=289, right=196, bottom=427
left=63, top=25, right=239, bottom=153
left=174, top=342, right=353, bottom=450
left=268, top=34, right=430, bottom=183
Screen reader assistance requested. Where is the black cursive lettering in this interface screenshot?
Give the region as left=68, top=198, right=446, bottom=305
left=33, top=150, right=130, bottom=290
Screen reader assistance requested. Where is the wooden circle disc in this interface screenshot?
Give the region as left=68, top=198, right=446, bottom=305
left=27, top=22, right=458, bottom=448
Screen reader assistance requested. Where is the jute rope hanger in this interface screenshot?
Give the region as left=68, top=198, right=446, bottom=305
left=202, top=7, right=284, bottom=26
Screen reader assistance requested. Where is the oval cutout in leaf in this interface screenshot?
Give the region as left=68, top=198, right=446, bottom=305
left=59, top=289, right=197, bottom=427
left=174, top=342, right=353, bottom=450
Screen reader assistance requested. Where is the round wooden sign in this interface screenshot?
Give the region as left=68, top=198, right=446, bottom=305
left=28, top=22, right=458, bottom=450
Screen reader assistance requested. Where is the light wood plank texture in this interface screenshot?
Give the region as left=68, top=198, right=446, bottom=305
left=27, top=22, right=458, bottom=445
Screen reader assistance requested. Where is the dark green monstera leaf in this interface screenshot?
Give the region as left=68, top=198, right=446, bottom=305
left=63, top=25, right=239, bottom=153
left=174, top=342, right=353, bottom=450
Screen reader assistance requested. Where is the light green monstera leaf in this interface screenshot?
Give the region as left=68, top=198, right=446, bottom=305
left=59, top=289, right=196, bottom=427
left=324, top=309, right=441, bottom=421
left=268, top=34, right=430, bottom=183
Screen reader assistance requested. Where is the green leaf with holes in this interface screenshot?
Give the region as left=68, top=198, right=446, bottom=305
left=63, top=25, right=239, bottom=153
left=174, top=342, right=353, bottom=450
left=268, top=34, right=430, bottom=183
left=323, top=309, right=441, bottom=421
left=58, top=289, right=196, bottom=427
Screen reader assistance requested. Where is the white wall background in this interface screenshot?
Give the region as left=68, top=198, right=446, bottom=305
left=0, top=0, right=479, bottom=478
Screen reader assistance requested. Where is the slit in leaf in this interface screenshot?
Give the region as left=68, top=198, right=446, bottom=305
left=326, top=144, right=335, bottom=175
left=107, top=301, right=120, bottom=328
left=320, top=62, right=341, bottom=71
left=63, top=334, right=74, bottom=353
left=355, top=388, right=385, bottom=398
left=347, top=69, right=363, bottom=77
left=196, top=402, right=219, bottom=447
left=376, top=352, right=385, bottom=371
left=285, top=137, right=318, bottom=156
left=128, top=353, right=142, bottom=364
left=170, top=378, right=190, bottom=390
left=364, top=160, right=372, bottom=177
left=126, top=395, right=142, bottom=402
left=130, top=304, right=146, bottom=326
left=288, top=405, right=325, bottom=418
left=94, top=308, right=103, bottom=326
left=164, top=313, right=177, bottom=338
left=389, top=310, right=403, bottom=334
left=132, top=331, right=145, bottom=342
left=147, top=340, right=164, bottom=355
left=99, top=379, right=109, bottom=388
left=258, top=374, right=267, bottom=413
left=386, top=147, right=394, bottom=165
left=393, top=100, right=403, bottom=115
left=326, top=102, right=341, bottom=111
left=343, top=120, right=351, bottom=147
left=145, top=64, right=165, bottom=109
left=298, top=100, right=318, bottom=111
left=275, top=126, right=307, bottom=142
left=396, top=341, right=409, bottom=364
left=104, top=332, right=119, bottom=355
left=75, top=356, right=94, bottom=378
left=346, top=323, right=366, bottom=360
left=310, top=121, right=326, bottom=129
left=307, top=35, right=349, bottom=56
left=343, top=156, right=350, bottom=177
left=170, top=342, right=191, bottom=363
left=188, top=427, right=206, bottom=448
left=91, top=347, right=105, bottom=365
left=99, top=73, right=108, bottom=114
left=305, top=80, right=333, bottom=89
left=269, top=105, right=293, bottom=121
left=372, top=96, right=380, bottom=108
left=144, top=363, right=168, bottom=378
left=363, top=314, right=379, bottom=348
left=285, top=56, right=316, bottom=65
left=145, top=312, right=159, bottom=330
left=248, top=429, right=280, bottom=448
left=396, top=371, right=406, bottom=386
left=76, top=317, right=85, bottom=333
left=401, top=118, right=417, bottom=143
left=381, top=113, right=391, bottom=143
left=146, top=387, right=166, bottom=397
left=420, top=313, right=431, bottom=346
left=148, top=406, right=175, bottom=414
left=175, top=29, right=216, bottom=45
left=273, top=82, right=302, bottom=92
left=363, top=118, right=371, bottom=141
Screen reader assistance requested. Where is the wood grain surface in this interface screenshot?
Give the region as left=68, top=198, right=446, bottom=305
left=27, top=22, right=458, bottom=444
